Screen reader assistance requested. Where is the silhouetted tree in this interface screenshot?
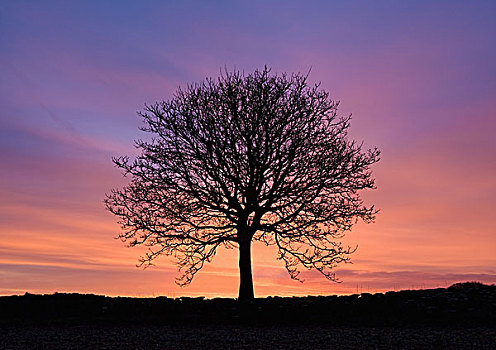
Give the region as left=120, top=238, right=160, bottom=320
left=105, top=67, right=380, bottom=301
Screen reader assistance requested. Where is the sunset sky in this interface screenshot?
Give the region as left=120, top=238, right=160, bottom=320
left=1, top=1, right=495, bottom=298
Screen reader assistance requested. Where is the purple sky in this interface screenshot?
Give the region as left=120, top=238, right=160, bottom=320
left=1, top=1, right=495, bottom=297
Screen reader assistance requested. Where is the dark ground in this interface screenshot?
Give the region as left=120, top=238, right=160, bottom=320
left=1, top=282, right=495, bottom=349
left=1, top=325, right=495, bottom=349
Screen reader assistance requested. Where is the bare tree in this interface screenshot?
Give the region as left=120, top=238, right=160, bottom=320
left=105, top=67, right=380, bottom=301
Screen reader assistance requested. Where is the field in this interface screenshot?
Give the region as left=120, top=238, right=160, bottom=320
left=1, top=282, right=495, bottom=349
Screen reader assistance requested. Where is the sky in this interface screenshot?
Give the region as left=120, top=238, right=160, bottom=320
left=1, top=0, right=495, bottom=298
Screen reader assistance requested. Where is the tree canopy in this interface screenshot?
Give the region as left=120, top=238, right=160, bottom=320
left=105, top=67, right=380, bottom=300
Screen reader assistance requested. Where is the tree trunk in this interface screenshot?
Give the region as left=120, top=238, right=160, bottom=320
left=238, top=239, right=254, bottom=301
